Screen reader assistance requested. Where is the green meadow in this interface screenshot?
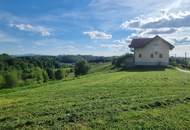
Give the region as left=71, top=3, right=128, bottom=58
left=1, top=65, right=190, bottom=130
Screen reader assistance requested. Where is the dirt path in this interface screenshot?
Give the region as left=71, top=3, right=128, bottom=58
left=176, top=68, right=190, bottom=74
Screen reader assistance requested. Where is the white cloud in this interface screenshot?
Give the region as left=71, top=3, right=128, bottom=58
left=134, top=27, right=190, bottom=44
left=83, top=31, right=112, bottom=40
left=121, top=11, right=190, bottom=30
left=1, top=0, right=190, bottom=56
left=100, top=38, right=131, bottom=54
left=120, top=9, right=190, bottom=56
left=171, top=36, right=190, bottom=44
left=10, top=23, right=51, bottom=36
left=101, top=44, right=123, bottom=50
left=142, top=28, right=179, bottom=35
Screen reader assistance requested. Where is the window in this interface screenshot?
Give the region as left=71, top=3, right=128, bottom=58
left=159, top=54, right=163, bottom=58
left=139, top=54, right=142, bottom=58
left=150, top=53, right=154, bottom=58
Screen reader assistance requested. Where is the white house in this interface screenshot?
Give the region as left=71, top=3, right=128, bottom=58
left=129, top=35, right=175, bottom=66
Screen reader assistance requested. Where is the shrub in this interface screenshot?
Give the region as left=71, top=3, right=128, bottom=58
left=42, top=71, right=49, bottom=82
left=74, top=60, right=89, bottom=76
left=0, top=74, right=5, bottom=88
left=112, top=54, right=134, bottom=69
left=62, top=68, right=71, bottom=78
left=46, top=69, right=55, bottom=80
left=33, top=67, right=44, bottom=82
left=4, top=71, right=20, bottom=88
left=55, top=69, right=64, bottom=80
left=169, top=57, right=177, bottom=66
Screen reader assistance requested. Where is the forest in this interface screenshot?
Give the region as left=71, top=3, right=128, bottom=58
left=0, top=54, right=113, bottom=89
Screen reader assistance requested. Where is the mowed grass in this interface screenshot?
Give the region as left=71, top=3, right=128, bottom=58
left=1, top=67, right=190, bottom=129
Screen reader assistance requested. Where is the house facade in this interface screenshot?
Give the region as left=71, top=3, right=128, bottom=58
left=129, top=36, right=174, bottom=66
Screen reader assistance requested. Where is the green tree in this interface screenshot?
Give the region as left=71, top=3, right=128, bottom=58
left=169, top=57, right=177, bottom=66
left=33, top=67, right=44, bottom=82
left=0, top=74, right=5, bottom=88
left=55, top=69, right=64, bottom=80
left=74, top=60, right=89, bottom=76
left=112, top=54, right=134, bottom=69
left=42, top=71, right=49, bottom=82
left=46, top=69, right=55, bottom=80
left=4, top=71, right=20, bottom=88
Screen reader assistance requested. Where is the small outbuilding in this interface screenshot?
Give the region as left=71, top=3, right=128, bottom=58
left=129, top=35, right=174, bottom=66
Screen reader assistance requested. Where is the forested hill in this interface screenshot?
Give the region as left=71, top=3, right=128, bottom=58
left=16, top=54, right=114, bottom=64
left=0, top=54, right=113, bottom=89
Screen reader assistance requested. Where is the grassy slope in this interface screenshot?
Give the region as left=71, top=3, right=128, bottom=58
left=1, top=66, right=190, bottom=129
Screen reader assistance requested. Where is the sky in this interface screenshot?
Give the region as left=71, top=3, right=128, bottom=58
left=0, top=0, right=190, bottom=57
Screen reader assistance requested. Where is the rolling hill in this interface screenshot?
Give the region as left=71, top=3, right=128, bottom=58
left=1, top=66, right=190, bottom=129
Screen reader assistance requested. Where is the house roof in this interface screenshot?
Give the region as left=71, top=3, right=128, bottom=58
left=129, top=36, right=175, bottom=50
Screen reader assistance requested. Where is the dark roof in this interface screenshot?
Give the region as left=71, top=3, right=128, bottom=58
left=129, top=36, right=174, bottom=50
left=129, top=38, right=153, bottom=48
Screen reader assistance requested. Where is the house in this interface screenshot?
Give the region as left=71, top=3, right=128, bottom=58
left=129, top=35, right=174, bottom=66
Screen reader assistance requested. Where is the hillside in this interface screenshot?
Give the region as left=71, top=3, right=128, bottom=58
left=1, top=67, right=190, bottom=129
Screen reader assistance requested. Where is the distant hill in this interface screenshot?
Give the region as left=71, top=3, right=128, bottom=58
left=56, top=55, right=115, bottom=64
left=15, top=54, right=115, bottom=64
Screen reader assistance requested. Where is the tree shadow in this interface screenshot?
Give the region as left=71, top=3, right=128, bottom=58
left=123, top=65, right=171, bottom=72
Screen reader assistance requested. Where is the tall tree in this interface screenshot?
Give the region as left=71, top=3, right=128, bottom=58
left=74, top=60, right=89, bottom=76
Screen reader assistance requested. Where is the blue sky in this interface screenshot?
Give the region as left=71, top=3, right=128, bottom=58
left=0, top=0, right=190, bottom=56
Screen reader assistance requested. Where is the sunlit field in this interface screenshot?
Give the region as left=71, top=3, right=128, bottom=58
left=1, top=67, right=190, bottom=129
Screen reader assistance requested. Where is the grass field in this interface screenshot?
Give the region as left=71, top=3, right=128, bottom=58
left=1, top=65, right=190, bottom=129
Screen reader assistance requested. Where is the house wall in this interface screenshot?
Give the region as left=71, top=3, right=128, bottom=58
left=134, top=37, right=170, bottom=66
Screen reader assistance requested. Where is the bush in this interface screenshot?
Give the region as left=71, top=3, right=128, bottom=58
left=74, top=60, right=89, bottom=76
left=42, top=71, right=49, bottom=82
left=4, top=71, right=20, bottom=88
left=55, top=69, right=64, bottom=80
left=46, top=69, right=55, bottom=80
left=170, top=58, right=177, bottom=66
left=0, top=74, right=5, bottom=88
left=112, top=54, right=134, bottom=69
left=62, top=68, right=71, bottom=78
left=33, top=67, right=44, bottom=82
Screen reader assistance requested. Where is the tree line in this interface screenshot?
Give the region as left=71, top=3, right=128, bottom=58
left=170, top=57, right=190, bottom=69
left=0, top=54, right=98, bottom=89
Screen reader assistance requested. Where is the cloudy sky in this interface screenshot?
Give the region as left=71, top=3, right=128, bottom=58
left=0, top=0, right=190, bottom=56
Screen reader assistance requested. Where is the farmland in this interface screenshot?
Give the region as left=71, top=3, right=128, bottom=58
left=1, top=65, right=190, bottom=129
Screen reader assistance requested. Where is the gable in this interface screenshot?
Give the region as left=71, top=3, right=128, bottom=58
left=152, top=36, right=174, bottom=50
left=144, top=38, right=170, bottom=51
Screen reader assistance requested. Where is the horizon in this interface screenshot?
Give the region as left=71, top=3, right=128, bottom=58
left=0, top=0, right=190, bottom=57
left=0, top=52, right=189, bottom=59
